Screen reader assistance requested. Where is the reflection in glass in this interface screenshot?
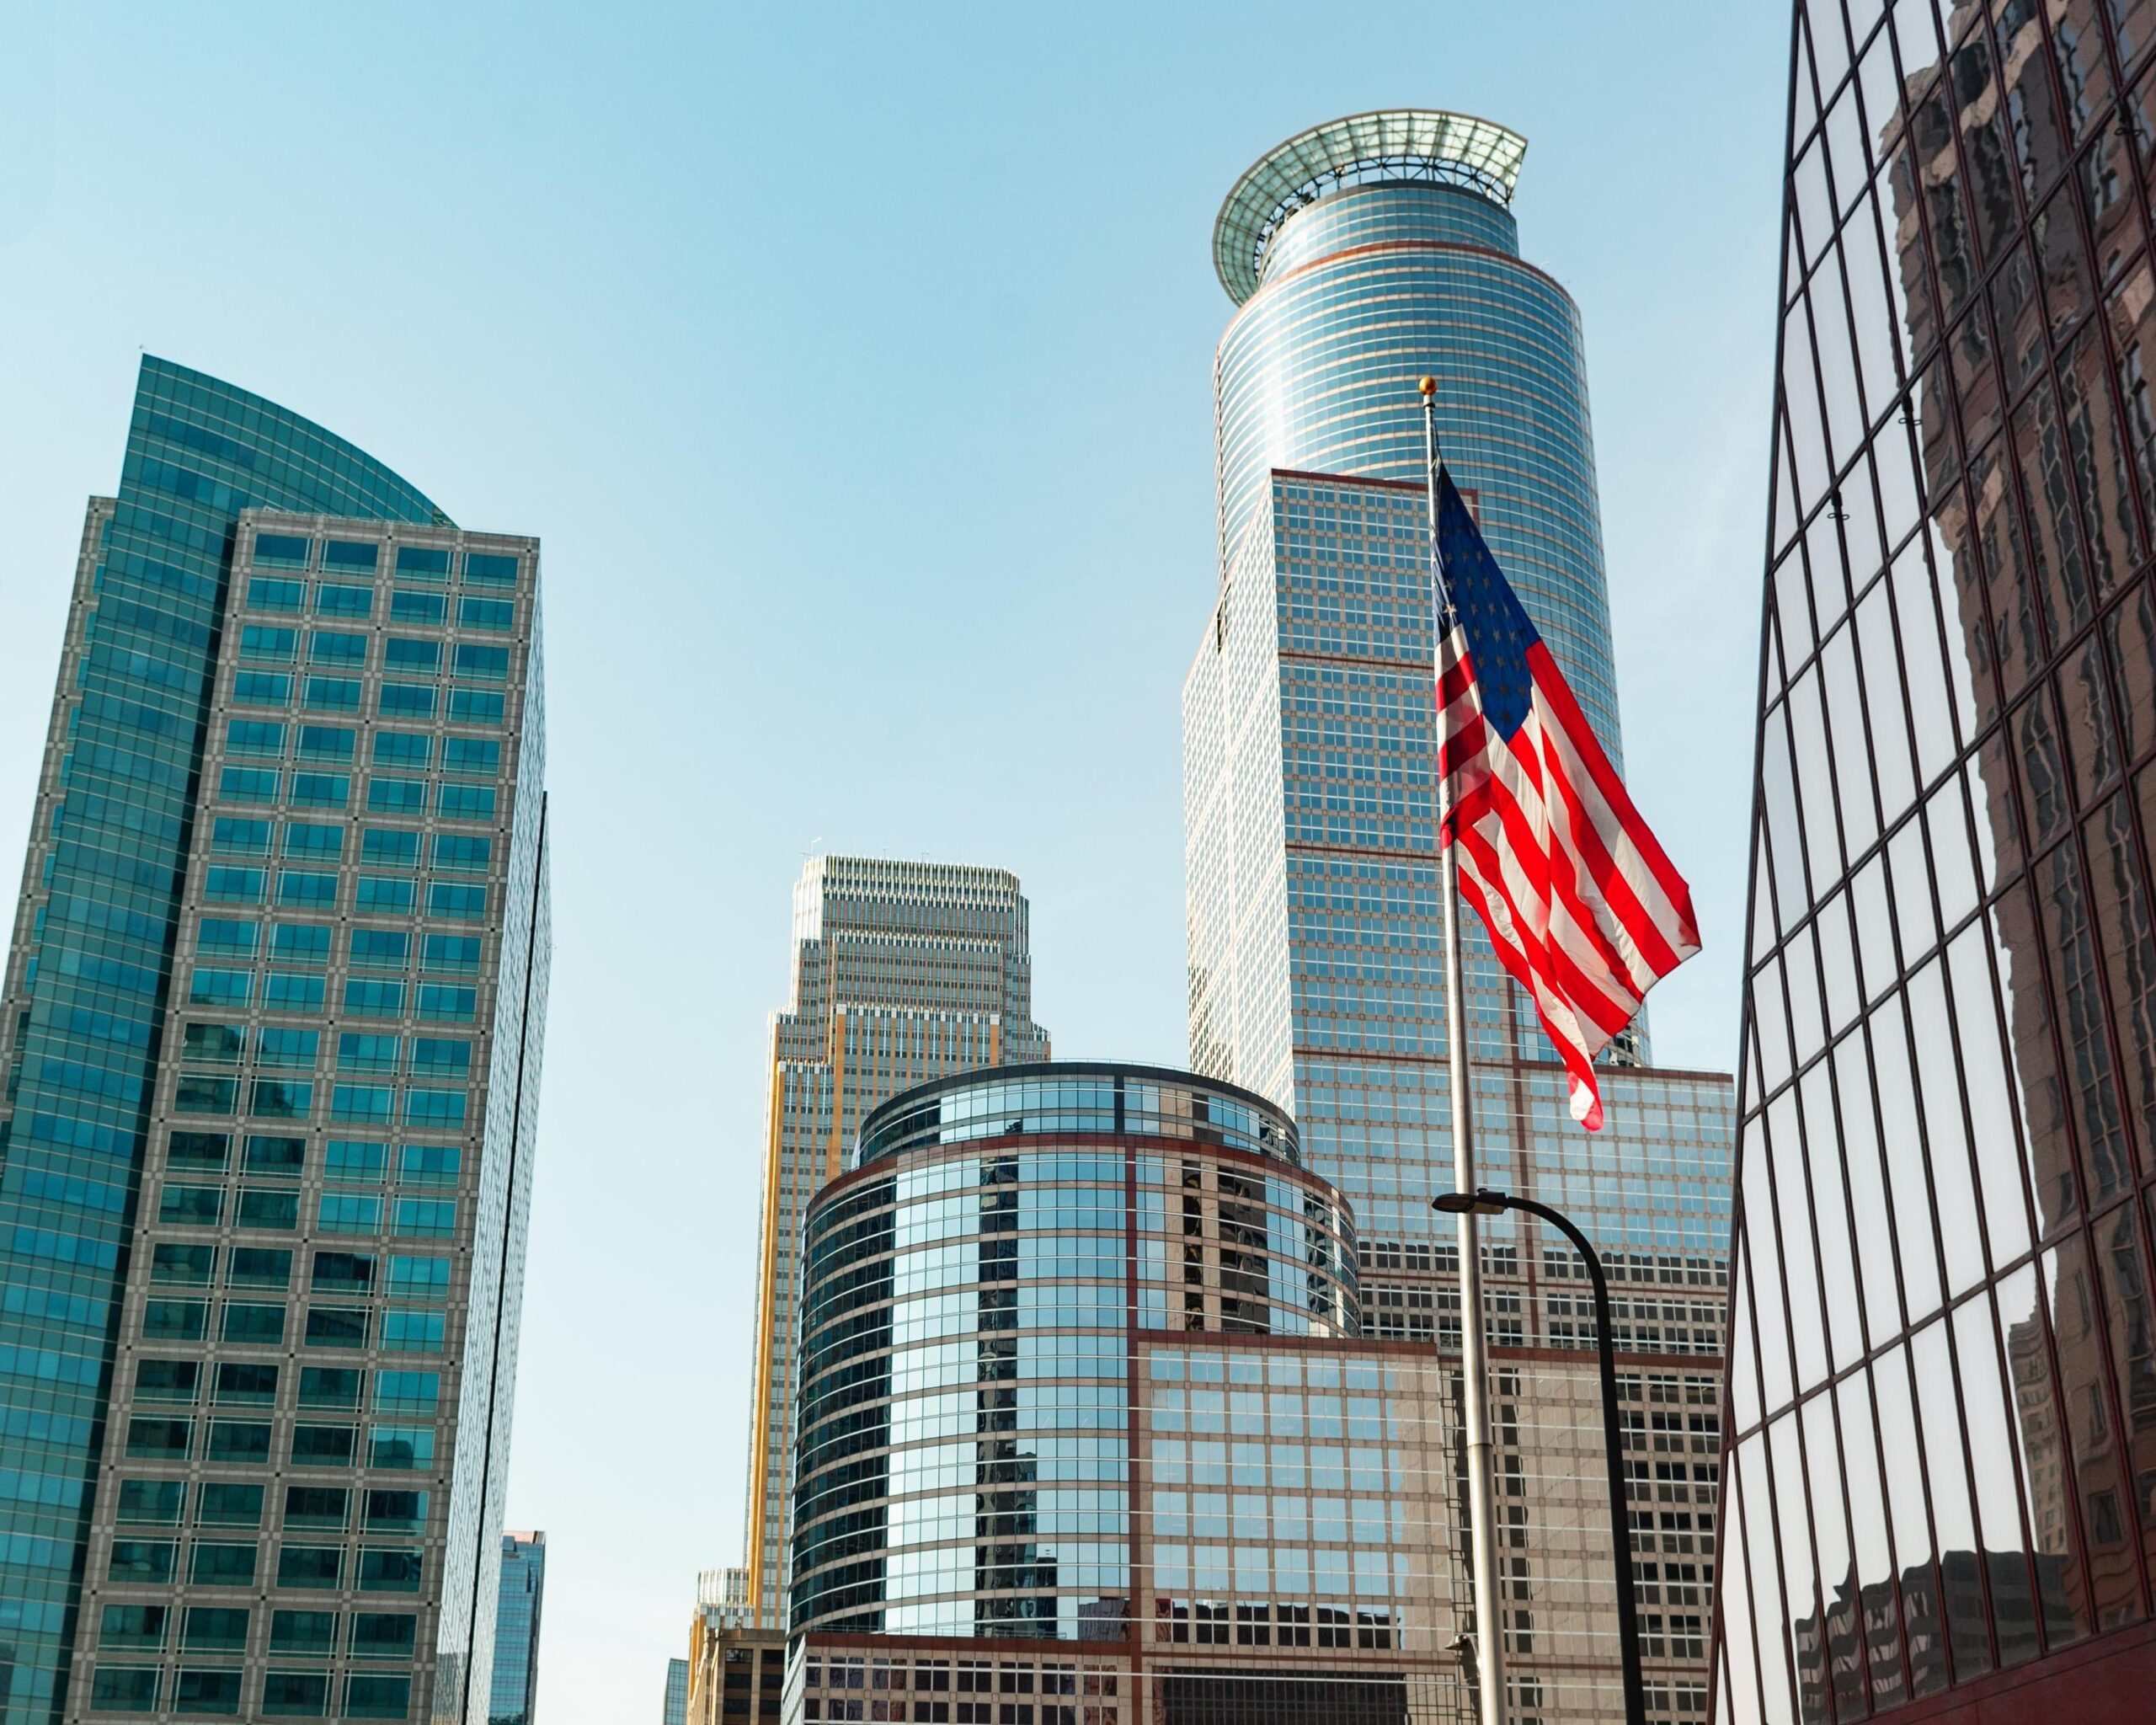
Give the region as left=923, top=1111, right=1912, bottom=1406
left=2084, top=795, right=2156, bottom=1179
left=1769, top=1412, right=1828, bottom=1725
left=1741, top=1440, right=1799, bottom=1725
left=1871, top=1348, right=1946, bottom=1698
left=1834, top=1375, right=1905, bottom=1712
left=1951, top=1293, right=2041, bottom=1667
left=1912, top=1319, right=1993, bottom=1682
left=2093, top=1202, right=2156, bottom=1589
left=1770, top=1091, right=1829, bottom=1391
left=1993, top=883, right=2082, bottom=1235
left=2039, top=843, right=2132, bottom=1205
left=1908, top=959, right=1986, bottom=1295
left=1993, top=1262, right=2091, bottom=1648
left=1800, top=1391, right=1865, bottom=1720
left=1833, top=1032, right=1902, bottom=1348
left=1945, top=925, right=2033, bottom=1270
left=1800, top=1065, right=1862, bottom=1370
left=1871, top=1003, right=1943, bottom=1322
left=2041, top=1234, right=2144, bottom=1630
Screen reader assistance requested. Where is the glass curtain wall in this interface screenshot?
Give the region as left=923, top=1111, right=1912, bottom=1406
left=1718, top=1, right=2156, bottom=1718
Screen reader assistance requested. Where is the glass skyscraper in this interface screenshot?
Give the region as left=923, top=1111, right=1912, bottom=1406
left=0, top=357, right=550, bottom=1722
left=780, top=1061, right=1721, bottom=1724
left=1716, top=0, right=2156, bottom=1719
left=488, top=1532, right=544, bottom=1725
left=741, top=857, right=1049, bottom=1629
left=1186, top=114, right=1737, bottom=1721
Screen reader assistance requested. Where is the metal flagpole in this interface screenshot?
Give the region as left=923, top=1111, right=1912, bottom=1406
left=1420, top=375, right=1507, bottom=1725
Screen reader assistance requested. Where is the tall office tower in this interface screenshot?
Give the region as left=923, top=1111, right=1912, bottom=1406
left=664, top=1657, right=689, bottom=1725
left=488, top=1532, right=545, bottom=1724
left=0, top=357, right=550, bottom=1722
left=741, top=857, right=1049, bottom=1628
left=1185, top=115, right=1736, bottom=1720
left=1715, top=4, right=2156, bottom=1721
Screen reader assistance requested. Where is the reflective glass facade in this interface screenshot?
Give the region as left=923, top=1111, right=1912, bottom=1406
left=488, top=1532, right=544, bottom=1725
left=792, top=1065, right=1353, bottom=1641
left=0, top=360, right=549, bottom=1722
left=1717, top=2, right=2156, bottom=1719
left=786, top=1063, right=1721, bottom=1724
left=743, top=859, right=1051, bottom=1628
left=1187, top=121, right=1737, bottom=1722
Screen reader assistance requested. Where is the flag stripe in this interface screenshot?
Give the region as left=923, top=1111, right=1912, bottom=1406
left=1430, top=467, right=1700, bottom=1132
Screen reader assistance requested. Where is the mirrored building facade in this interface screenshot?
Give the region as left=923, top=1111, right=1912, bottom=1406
left=1716, top=1, right=2156, bottom=1718
left=488, top=1531, right=545, bottom=1725
left=1187, top=115, right=1737, bottom=1722
left=0, top=358, right=550, bottom=1722
left=785, top=1062, right=1727, bottom=1725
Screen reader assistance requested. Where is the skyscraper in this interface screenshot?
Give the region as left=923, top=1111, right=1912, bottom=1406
left=741, top=857, right=1049, bottom=1627
left=0, top=357, right=550, bottom=1722
left=1186, top=114, right=1736, bottom=1719
left=1716, top=3, right=2156, bottom=1719
left=664, top=1656, right=689, bottom=1725
left=488, top=1532, right=546, bottom=1725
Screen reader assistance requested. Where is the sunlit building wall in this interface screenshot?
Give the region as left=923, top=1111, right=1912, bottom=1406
left=740, top=858, right=1050, bottom=1627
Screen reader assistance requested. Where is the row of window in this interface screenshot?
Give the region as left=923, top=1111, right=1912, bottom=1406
left=230, top=671, right=507, bottom=725
left=246, top=579, right=515, bottom=632
left=150, top=1244, right=450, bottom=1301
left=211, top=818, right=495, bottom=875
left=123, top=1418, right=435, bottom=1471
left=157, top=1186, right=457, bottom=1238
left=217, top=769, right=498, bottom=822
left=237, top=628, right=510, bottom=683
left=226, top=722, right=500, bottom=777
left=109, top=1541, right=423, bottom=1591
left=187, top=972, right=479, bottom=1022
left=163, top=1134, right=462, bottom=1188
left=100, top=1597, right=414, bottom=1651
left=196, top=921, right=483, bottom=970
left=203, top=868, right=491, bottom=917
left=89, top=1663, right=411, bottom=1718
left=141, top=1300, right=444, bottom=1354
left=131, top=1360, right=438, bottom=1412
left=180, top=1030, right=472, bottom=1079
left=251, top=531, right=519, bottom=588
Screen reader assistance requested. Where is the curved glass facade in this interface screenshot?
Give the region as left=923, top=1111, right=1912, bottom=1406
left=789, top=1064, right=1358, bottom=1640
left=0, top=358, right=451, bottom=1722
left=1215, top=177, right=1623, bottom=751
left=856, top=1062, right=1299, bottom=1169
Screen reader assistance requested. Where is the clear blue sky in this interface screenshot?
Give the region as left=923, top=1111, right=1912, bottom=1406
left=0, top=3, right=1790, bottom=1715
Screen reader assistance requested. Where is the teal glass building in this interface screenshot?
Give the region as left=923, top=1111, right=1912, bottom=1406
left=1186, top=115, right=1735, bottom=1721
left=0, top=359, right=550, bottom=1722
left=486, top=1532, right=544, bottom=1724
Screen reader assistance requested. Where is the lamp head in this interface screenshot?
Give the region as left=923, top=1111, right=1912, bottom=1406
left=1433, top=1188, right=1510, bottom=1217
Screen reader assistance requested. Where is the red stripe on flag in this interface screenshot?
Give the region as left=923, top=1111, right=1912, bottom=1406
left=1524, top=643, right=1699, bottom=944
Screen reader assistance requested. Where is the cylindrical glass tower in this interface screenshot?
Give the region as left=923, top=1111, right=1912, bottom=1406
left=1213, top=109, right=1624, bottom=754
left=787, top=1063, right=1359, bottom=1640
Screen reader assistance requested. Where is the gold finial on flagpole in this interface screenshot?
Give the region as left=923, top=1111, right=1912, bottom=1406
left=1417, top=375, right=1436, bottom=398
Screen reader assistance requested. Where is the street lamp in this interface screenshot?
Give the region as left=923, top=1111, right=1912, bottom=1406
left=1434, top=1187, right=1647, bottom=1725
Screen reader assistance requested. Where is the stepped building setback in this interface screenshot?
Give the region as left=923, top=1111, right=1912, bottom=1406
left=741, top=858, right=1050, bottom=1629
left=1185, top=111, right=1736, bottom=1722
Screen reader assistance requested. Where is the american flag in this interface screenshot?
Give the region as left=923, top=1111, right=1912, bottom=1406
left=1432, top=467, right=1700, bottom=1130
